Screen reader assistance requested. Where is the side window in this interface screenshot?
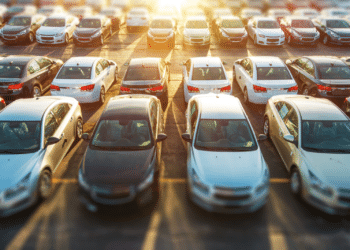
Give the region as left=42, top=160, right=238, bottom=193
left=36, top=58, right=52, bottom=69
left=190, top=101, right=198, bottom=137
left=51, top=103, right=70, bottom=126
left=296, top=58, right=307, bottom=69
left=150, top=101, right=158, bottom=136
left=95, top=63, right=103, bottom=76
left=276, top=101, right=290, bottom=120
left=28, top=60, right=40, bottom=75
left=284, top=108, right=299, bottom=138
left=304, top=60, right=315, bottom=77
left=186, top=60, right=191, bottom=75
left=44, top=111, right=59, bottom=144
left=245, top=60, right=253, bottom=78
left=101, top=59, right=109, bottom=70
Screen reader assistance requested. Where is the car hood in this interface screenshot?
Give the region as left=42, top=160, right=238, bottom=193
left=2, top=25, right=28, bottom=34
left=192, top=149, right=264, bottom=187
left=221, top=28, right=246, bottom=36
left=328, top=28, right=350, bottom=37
left=292, top=27, right=318, bottom=36
left=184, top=28, right=210, bottom=36
left=37, top=26, right=65, bottom=36
left=0, top=151, right=42, bottom=190
left=52, top=79, right=93, bottom=86
left=320, top=79, right=350, bottom=86
left=75, top=27, right=100, bottom=35
left=256, top=28, right=283, bottom=36
left=255, top=80, right=297, bottom=88
left=81, top=147, right=154, bottom=186
left=149, top=28, right=173, bottom=36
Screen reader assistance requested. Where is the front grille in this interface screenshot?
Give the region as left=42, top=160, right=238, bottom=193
left=78, top=33, right=95, bottom=38
left=78, top=38, right=91, bottom=42
left=339, top=188, right=350, bottom=194
left=215, top=186, right=251, bottom=192
left=332, top=88, right=350, bottom=96
left=228, top=33, right=244, bottom=37
left=191, top=38, right=203, bottom=42
left=96, top=192, right=130, bottom=199
left=302, top=38, right=314, bottom=41
left=214, top=194, right=251, bottom=201
left=267, top=38, right=279, bottom=42
left=341, top=38, right=350, bottom=42
left=94, top=186, right=131, bottom=200
left=3, top=30, right=21, bottom=35
left=41, top=36, right=54, bottom=40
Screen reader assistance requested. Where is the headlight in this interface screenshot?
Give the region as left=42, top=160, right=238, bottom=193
left=91, top=31, right=101, bottom=38
left=4, top=173, right=30, bottom=200
left=222, top=30, right=230, bottom=38
left=191, top=169, right=209, bottom=194
left=258, top=34, right=265, bottom=38
left=256, top=168, right=270, bottom=194
left=78, top=168, right=90, bottom=191
left=329, top=30, right=340, bottom=38
left=18, top=29, right=28, bottom=36
left=242, top=31, right=248, bottom=37
left=315, top=31, right=320, bottom=38
left=137, top=170, right=154, bottom=191
left=55, top=31, right=64, bottom=37
left=73, top=31, right=78, bottom=37
left=148, top=31, right=154, bottom=38
left=309, top=170, right=333, bottom=197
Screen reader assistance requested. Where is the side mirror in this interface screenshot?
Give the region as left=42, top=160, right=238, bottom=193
left=182, top=133, right=192, bottom=143
left=82, top=133, right=90, bottom=141
left=286, top=59, right=292, bottom=64
left=52, top=60, right=57, bottom=64
left=283, top=134, right=295, bottom=144
left=222, top=61, right=227, bottom=65
left=124, top=62, right=129, bottom=66
left=109, top=61, right=115, bottom=66
left=46, top=136, right=60, bottom=146
left=156, top=133, right=167, bottom=142
left=258, top=134, right=267, bottom=141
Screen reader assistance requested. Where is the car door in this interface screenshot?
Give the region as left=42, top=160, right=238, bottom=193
left=235, top=59, right=247, bottom=90
left=101, top=59, right=113, bottom=89
left=240, top=59, right=254, bottom=91
left=159, top=59, right=167, bottom=90
left=94, top=61, right=105, bottom=91
left=35, top=57, right=53, bottom=91
left=27, top=59, right=45, bottom=92
left=187, top=100, right=199, bottom=162
left=52, top=103, right=75, bottom=150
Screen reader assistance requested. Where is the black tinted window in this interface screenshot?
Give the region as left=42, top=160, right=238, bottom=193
left=124, top=66, right=160, bottom=81
left=57, top=67, right=92, bottom=79
left=0, top=65, right=24, bottom=78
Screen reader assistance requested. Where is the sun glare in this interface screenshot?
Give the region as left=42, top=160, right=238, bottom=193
left=157, top=0, right=186, bottom=12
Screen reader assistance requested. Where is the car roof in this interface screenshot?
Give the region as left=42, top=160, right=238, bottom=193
left=0, top=96, right=68, bottom=121
left=195, top=94, right=246, bottom=120
left=191, top=57, right=222, bottom=67
left=129, top=58, right=160, bottom=67
left=248, top=56, right=284, bottom=67
left=0, top=55, right=36, bottom=65
left=101, top=95, right=155, bottom=120
left=305, top=56, right=345, bottom=66
left=64, top=57, right=101, bottom=67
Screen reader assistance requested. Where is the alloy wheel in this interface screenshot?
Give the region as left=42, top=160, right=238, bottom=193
left=263, top=118, right=270, bottom=137
left=33, top=86, right=41, bottom=97
left=290, top=170, right=301, bottom=195
left=39, top=170, right=52, bottom=199
left=76, top=118, right=83, bottom=140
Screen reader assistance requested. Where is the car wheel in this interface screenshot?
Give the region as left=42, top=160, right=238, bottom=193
left=37, top=169, right=52, bottom=201
left=64, top=33, right=69, bottom=45
left=263, top=117, right=270, bottom=138
left=290, top=168, right=302, bottom=197
left=243, top=87, right=250, bottom=105
left=99, top=86, right=105, bottom=105
left=323, top=35, right=329, bottom=45
left=28, top=32, right=34, bottom=43
left=75, top=118, right=83, bottom=140
left=32, top=85, right=41, bottom=98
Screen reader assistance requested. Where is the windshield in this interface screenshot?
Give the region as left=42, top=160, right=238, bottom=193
left=192, top=67, right=226, bottom=80
left=326, top=20, right=350, bottom=28
left=186, top=20, right=208, bottom=29
left=91, top=119, right=153, bottom=150
left=56, top=67, right=92, bottom=79
left=78, top=19, right=101, bottom=28
left=291, top=19, right=314, bottom=28
left=257, top=20, right=280, bottom=28
left=257, top=67, right=292, bottom=80
left=222, top=19, right=244, bottom=28
left=8, top=17, right=31, bottom=26
left=318, top=66, right=350, bottom=79
left=302, top=120, right=350, bottom=153
left=42, top=18, right=65, bottom=27
left=38, top=8, right=53, bottom=14
left=0, top=121, right=40, bottom=153
left=0, top=65, right=24, bottom=78
left=150, top=19, right=173, bottom=28
left=8, top=6, right=24, bottom=13
left=195, top=119, right=257, bottom=151
left=124, top=66, right=160, bottom=81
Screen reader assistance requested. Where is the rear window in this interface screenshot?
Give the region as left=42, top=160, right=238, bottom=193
left=56, top=67, right=92, bottom=79
left=0, top=65, right=24, bottom=78
left=256, top=67, right=292, bottom=80
left=8, top=6, right=24, bottom=13
left=124, top=66, right=160, bottom=81
left=318, top=66, right=350, bottom=79
left=192, top=67, right=226, bottom=80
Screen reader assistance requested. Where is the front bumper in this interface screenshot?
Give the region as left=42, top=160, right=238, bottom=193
left=0, top=190, right=37, bottom=217
left=220, top=35, right=248, bottom=45
left=51, top=88, right=101, bottom=103
left=256, top=35, right=285, bottom=46
left=0, top=33, right=29, bottom=44
left=147, top=35, right=173, bottom=45
left=36, top=34, right=66, bottom=44
left=290, top=36, right=319, bottom=45
left=328, top=36, right=350, bottom=45
left=183, top=36, right=210, bottom=46
left=73, top=35, right=101, bottom=45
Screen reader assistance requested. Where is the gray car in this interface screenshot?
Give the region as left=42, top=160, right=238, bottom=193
left=0, top=96, right=83, bottom=217
left=264, top=95, right=350, bottom=215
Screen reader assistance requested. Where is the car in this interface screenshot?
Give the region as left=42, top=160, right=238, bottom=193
left=155, top=5, right=181, bottom=28
left=313, top=17, right=350, bottom=46
left=0, top=56, right=63, bottom=101
left=119, top=58, right=170, bottom=109
left=183, top=16, right=211, bottom=48
left=233, top=56, right=298, bottom=105
left=126, top=7, right=150, bottom=32
left=293, top=8, right=319, bottom=19
left=280, top=16, right=320, bottom=46
left=263, top=95, right=350, bottom=215
left=147, top=16, right=176, bottom=49
left=100, top=7, right=124, bottom=31
left=182, top=57, right=231, bottom=103
left=0, top=14, right=46, bottom=45
left=181, top=94, right=269, bottom=213
left=73, top=16, right=113, bottom=46
left=68, top=6, right=94, bottom=21
left=50, top=57, right=118, bottom=105
left=239, top=8, right=262, bottom=25
left=0, top=96, right=83, bottom=217
left=36, top=14, right=79, bottom=45
left=286, top=56, right=350, bottom=98
left=247, top=17, right=285, bottom=46
left=37, top=5, right=66, bottom=17
left=214, top=16, right=248, bottom=47
left=310, top=0, right=337, bottom=11
left=78, top=95, right=167, bottom=212
left=2, top=5, right=37, bottom=24
left=320, top=8, right=349, bottom=18
left=265, top=0, right=286, bottom=9
left=267, top=8, right=291, bottom=23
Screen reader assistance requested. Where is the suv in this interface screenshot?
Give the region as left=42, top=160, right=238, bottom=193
left=147, top=16, right=176, bottom=49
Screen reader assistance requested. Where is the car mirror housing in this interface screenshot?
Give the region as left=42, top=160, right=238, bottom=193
left=283, top=134, right=295, bottom=144
left=258, top=134, right=267, bottom=141
left=182, top=133, right=192, bottom=143
left=156, top=133, right=167, bottom=142
left=46, top=136, right=60, bottom=146
left=82, top=133, right=90, bottom=141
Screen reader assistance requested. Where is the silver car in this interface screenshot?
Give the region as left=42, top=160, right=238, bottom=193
left=264, top=95, right=350, bottom=215
left=182, top=94, right=269, bottom=214
left=0, top=96, right=83, bottom=217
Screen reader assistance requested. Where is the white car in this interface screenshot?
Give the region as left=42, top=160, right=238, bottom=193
left=293, top=8, right=319, bottom=19
left=126, top=7, right=150, bottom=32
left=181, top=94, right=269, bottom=214
left=264, top=95, right=350, bottom=215
left=36, top=14, right=79, bottom=45
left=183, top=16, right=210, bottom=48
left=182, top=57, right=231, bottom=103
left=233, top=56, right=298, bottom=105
left=320, top=8, right=349, bottom=18
left=37, top=5, right=66, bottom=17
left=247, top=17, right=285, bottom=46
left=50, top=57, right=118, bottom=105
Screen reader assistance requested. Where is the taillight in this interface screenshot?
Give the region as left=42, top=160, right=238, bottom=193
left=0, top=98, right=5, bottom=105
left=8, top=83, right=23, bottom=90
left=287, top=85, right=298, bottom=92
left=50, top=84, right=60, bottom=91
left=316, top=84, right=331, bottom=92
left=187, top=85, right=200, bottom=93
left=220, top=85, right=231, bottom=92
left=120, top=86, right=131, bottom=93
left=80, top=84, right=95, bottom=91
left=253, top=85, right=267, bottom=93
left=147, top=85, right=163, bottom=92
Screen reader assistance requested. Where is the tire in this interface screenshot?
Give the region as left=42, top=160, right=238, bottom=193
left=37, top=169, right=52, bottom=201
left=243, top=87, right=250, bottom=105
left=32, top=85, right=41, bottom=98
left=28, top=32, right=34, bottom=43
left=75, top=118, right=83, bottom=141
left=263, top=117, right=270, bottom=138
left=98, top=86, right=105, bottom=105
left=323, top=35, right=329, bottom=45
left=290, top=168, right=302, bottom=197
left=64, top=33, right=69, bottom=45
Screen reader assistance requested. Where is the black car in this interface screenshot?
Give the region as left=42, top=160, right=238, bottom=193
left=280, top=16, right=320, bottom=47
left=120, top=58, right=170, bottom=110
left=78, top=95, right=167, bottom=212
left=2, top=5, right=37, bottom=24
left=73, top=16, right=113, bottom=46
left=100, top=7, right=124, bottom=31
left=0, top=56, right=63, bottom=101
left=0, top=14, right=45, bottom=45
left=313, top=17, right=350, bottom=46
left=215, top=16, right=248, bottom=47
left=286, top=56, right=350, bottom=98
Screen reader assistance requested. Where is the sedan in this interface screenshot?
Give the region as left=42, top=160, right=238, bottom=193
left=0, top=96, right=83, bottom=217
left=182, top=57, right=231, bottom=103
left=183, top=16, right=211, bottom=48
left=78, top=95, right=167, bottom=212
left=0, top=56, right=63, bottom=101
left=214, top=16, right=248, bottom=47
left=50, top=57, right=118, bottom=105
left=0, top=14, right=46, bottom=45
left=126, top=7, right=150, bottom=32
left=264, top=95, right=350, bottom=215
left=2, top=5, right=37, bottom=24
left=234, top=56, right=298, bottom=105
left=182, top=94, right=269, bottom=213
left=286, top=56, right=350, bottom=98
left=313, top=17, right=350, bottom=46
left=147, top=16, right=176, bottom=49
